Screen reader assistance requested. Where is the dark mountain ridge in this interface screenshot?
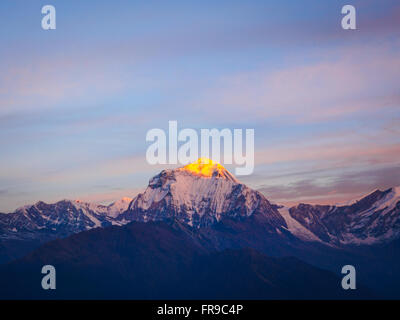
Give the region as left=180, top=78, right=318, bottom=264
left=0, top=219, right=372, bottom=299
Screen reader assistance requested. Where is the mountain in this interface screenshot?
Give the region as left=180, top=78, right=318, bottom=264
left=0, top=219, right=372, bottom=299
left=279, top=187, right=400, bottom=246
left=0, top=158, right=290, bottom=263
left=105, top=197, right=133, bottom=218
left=2, top=159, right=399, bottom=247
left=0, top=198, right=131, bottom=263
left=1, top=158, right=400, bottom=265
left=119, top=158, right=286, bottom=229
left=1, top=159, right=400, bottom=298
left=0, top=198, right=132, bottom=241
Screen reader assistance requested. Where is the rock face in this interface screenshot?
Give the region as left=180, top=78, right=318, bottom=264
left=0, top=198, right=131, bottom=242
left=284, top=187, right=400, bottom=245
left=120, top=158, right=285, bottom=229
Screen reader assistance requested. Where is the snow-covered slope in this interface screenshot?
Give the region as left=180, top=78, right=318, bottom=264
left=106, top=197, right=133, bottom=218
left=277, top=206, right=322, bottom=243
left=120, top=158, right=285, bottom=228
left=287, top=187, right=400, bottom=245
left=0, top=198, right=132, bottom=241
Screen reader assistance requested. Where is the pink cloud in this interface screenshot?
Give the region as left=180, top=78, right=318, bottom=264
left=256, top=143, right=400, bottom=168
left=193, top=41, right=400, bottom=123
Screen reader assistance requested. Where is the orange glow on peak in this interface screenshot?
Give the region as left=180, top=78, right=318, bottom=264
left=181, top=158, right=226, bottom=177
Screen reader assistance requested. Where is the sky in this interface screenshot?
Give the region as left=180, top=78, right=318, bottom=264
left=0, top=0, right=399, bottom=211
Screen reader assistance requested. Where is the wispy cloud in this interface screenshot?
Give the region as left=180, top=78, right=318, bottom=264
left=192, top=42, right=400, bottom=124
left=259, top=165, right=400, bottom=206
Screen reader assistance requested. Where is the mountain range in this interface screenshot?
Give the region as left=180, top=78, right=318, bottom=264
left=0, top=158, right=399, bottom=298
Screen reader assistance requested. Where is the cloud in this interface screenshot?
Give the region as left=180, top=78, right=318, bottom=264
left=0, top=153, right=156, bottom=212
left=0, top=53, right=128, bottom=116
left=256, top=142, right=400, bottom=168
left=258, top=165, right=400, bottom=206
left=192, top=42, right=400, bottom=124
left=75, top=188, right=143, bottom=206
left=243, top=119, right=400, bottom=205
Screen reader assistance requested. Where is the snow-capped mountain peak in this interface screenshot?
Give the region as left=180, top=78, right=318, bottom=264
left=179, top=158, right=238, bottom=182
left=107, top=197, right=133, bottom=218
left=2, top=157, right=400, bottom=248
left=0, top=197, right=134, bottom=241
left=369, top=186, right=400, bottom=215
left=121, top=158, right=284, bottom=228
left=286, top=187, right=400, bottom=245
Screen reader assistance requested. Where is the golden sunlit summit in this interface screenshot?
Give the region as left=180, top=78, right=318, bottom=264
left=180, top=158, right=237, bottom=182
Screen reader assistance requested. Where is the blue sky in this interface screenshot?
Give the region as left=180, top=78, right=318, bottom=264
left=0, top=0, right=399, bottom=211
